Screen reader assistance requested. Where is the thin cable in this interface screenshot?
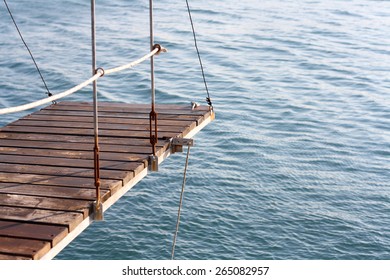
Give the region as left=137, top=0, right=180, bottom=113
left=171, top=145, right=191, bottom=260
left=185, top=0, right=213, bottom=108
left=3, top=0, right=52, bottom=97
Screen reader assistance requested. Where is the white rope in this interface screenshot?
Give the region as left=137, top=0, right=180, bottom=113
left=0, top=71, right=103, bottom=115
left=104, top=47, right=159, bottom=75
left=0, top=48, right=163, bottom=116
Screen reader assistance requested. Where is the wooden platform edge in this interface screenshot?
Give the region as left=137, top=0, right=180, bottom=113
left=39, top=110, right=214, bottom=260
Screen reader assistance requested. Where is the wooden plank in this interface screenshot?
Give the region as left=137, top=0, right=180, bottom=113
left=11, top=119, right=186, bottom=132
left=58, top=101, right=211, bottom=112
left=0, top=220, right=68, bottom=246
left=0, top=173, right=121, bottom=191
left=0, top=132, right=168, bottom=147
left=0, top=253, right=31, bottom=260
left=34, top=108, right=204, bottom=121
left=0, top=154, right=146, bottom=171
left=24, top=114, right=196, bottom=127
left=44, top=102, right=209, bottom=116
left=0, top=163, right=134, bottom=184
left=0, top=138, right=166, bottom=155
left=12, top=120, right=193, bottom=134
left=38, top=110, right=207, bottom=121
left=0, top=206, right=83, bottom=231
left=0, top=236, right=50, bottom=260
left=0, top=183, right=111, bottom=201
left=0, top=125, right=181, bottom=139
left=0, top=147, right=148, bottom=163
left=0, top=193, right=91, bottom=218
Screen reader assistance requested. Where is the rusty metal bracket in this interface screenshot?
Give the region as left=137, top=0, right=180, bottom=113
left=92, top=139, right=103, bottom=221
left=149, top=110, right=158, bottom=156
left=171, top=138, right=194, bottom=154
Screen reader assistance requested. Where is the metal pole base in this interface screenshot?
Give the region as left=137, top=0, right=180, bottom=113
left=93, top=201, right=104, bottom=221
left=148, top=155, right=159, bottom=172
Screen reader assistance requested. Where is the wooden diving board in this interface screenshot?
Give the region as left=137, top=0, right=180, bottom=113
left=0, top=101, right=214, bottom=260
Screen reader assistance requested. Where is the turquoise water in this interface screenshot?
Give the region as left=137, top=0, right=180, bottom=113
left=1, top=0, right=389, bottom=260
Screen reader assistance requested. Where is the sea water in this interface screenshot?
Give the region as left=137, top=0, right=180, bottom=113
left=0, top=0, right=389, bottom=260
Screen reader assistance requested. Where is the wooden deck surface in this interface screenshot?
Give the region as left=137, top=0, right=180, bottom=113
left=0, top=101, right=213, bottom=260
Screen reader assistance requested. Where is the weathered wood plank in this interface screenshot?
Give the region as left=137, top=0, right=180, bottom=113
left=24, top=114, right=196, bottom=127
left=0, top=138, right=166, bottom=155
left=0, top=206, right=83, bottom=231
left=0, top=220, right=68, bottom=246
left=0, top=132, right=168, bottom=147
left=0, top=173, right=121, bottom=191
left=57, top=101, right=211, bottom=112
left=0, top=193, right=91, bottom=218
left=44, top=104, right=211, bottom=128
left=0, top=163, right=134, bottom=184
left=0, top=147, right=148, bottom=163
left=0, top=183, right=111, bottom=201
left=0, top=253, right=31, bottom=260
left=43, top=103, right=209, bottom=115
left=0, top=236, right=50, bottom=260
left=0, top=125, right=181, bottom=139
left=34, top=109, right=204, bottom=121
left=0, top=154, right=146, bottom=172
left=11, top=120, right=193, bottom=134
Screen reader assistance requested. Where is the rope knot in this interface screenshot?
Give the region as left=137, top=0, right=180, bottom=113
left=96, top=67, right=105, bottom=77
left=153, top=44, right=167, bottom=55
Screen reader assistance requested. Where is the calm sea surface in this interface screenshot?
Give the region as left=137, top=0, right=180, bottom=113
left=0, top=0, right=389, bottom=260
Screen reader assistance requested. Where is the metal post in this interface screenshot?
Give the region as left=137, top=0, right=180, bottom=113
left=148, top=0, right=158, bottom=171
left=149, top=0, right=155, bottom=110
left=91, top=0, right=103, bottom=220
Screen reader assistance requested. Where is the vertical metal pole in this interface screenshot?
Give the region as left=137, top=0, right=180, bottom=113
left=149, top=0, right=155, bottom=110
left=91, top=0, right=103, bottom=220
left=148, top=0, right=158, bottom=171
left=91, top=0, right=97, bottom=133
